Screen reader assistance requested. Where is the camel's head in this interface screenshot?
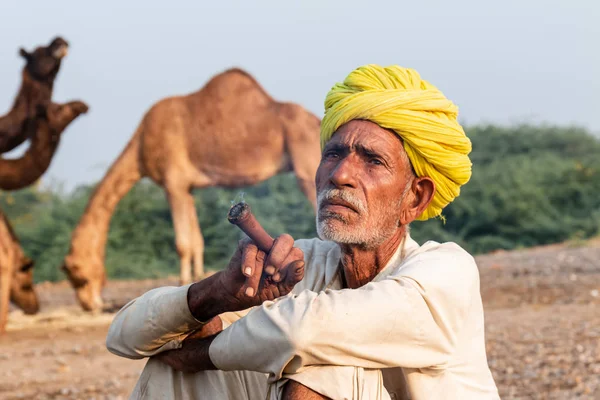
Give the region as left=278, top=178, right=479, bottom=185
left=61, top=251, right=106, bottom=312
left=19, top=36, right=69, bottom=83
left=10, top=256, right=40, bottom=315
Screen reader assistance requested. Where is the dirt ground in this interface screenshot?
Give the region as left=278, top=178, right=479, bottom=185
left=1, top=239, right=599, bottom=400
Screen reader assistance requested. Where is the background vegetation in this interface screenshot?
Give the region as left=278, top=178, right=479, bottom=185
left=2, top=123, right=599, bottom=282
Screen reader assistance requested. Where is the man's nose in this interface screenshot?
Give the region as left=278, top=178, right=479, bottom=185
left=329, top=157, right=358, bottom=189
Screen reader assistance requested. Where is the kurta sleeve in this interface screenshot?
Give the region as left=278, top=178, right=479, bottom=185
left=105, top=238, right=332, bottom=361
left=208, top=243, right=479, bottom=381
left=105, top=284, right=206, bottom=359
left=105, top=284, right=253, bottom=360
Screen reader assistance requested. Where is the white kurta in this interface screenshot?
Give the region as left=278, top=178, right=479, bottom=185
left=106, top=235, right=500, bottom=399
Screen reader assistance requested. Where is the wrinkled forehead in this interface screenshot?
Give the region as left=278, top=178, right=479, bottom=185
left=325, top=120, right=405, bottom=154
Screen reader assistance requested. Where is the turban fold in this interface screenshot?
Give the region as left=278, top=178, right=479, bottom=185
left=320, top=64, right=472, bottom=221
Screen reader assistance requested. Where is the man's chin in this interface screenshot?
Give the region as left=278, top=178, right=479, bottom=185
left=317, top=217, right=357, bottom=242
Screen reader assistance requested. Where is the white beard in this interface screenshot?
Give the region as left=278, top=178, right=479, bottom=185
left=315, top=180, right=412, bottom=248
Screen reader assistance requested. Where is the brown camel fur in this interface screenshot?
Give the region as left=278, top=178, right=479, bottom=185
left=62, top=68, right=321, bottom=312
left=0, top=210, right=39, bottom=334
left=0, top=37, right=68, bottom=153
left=0, top=100, right=89, bottom=190
left=0, top=100, right=87, bottom=327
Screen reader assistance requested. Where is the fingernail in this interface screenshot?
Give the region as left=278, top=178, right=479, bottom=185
left=265, top=266, right=275, bottom=275
left=273, top=273, right=281, bottom=282
left=244, top=267, right=252, bottom=276
left=245, top=287, right=254, bottom=297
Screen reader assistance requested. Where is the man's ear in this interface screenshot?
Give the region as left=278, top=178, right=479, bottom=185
left=19, top=48, right=31, bottom=60
left=400, top=177, right=436, bottom=225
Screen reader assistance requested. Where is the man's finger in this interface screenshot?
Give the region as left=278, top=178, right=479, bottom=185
left=264, top=234, right=294, bottom=275
left=229, top=238, right=249, bottom=268
left=241, top=243, right=264, bottom=297
left=240, top=241, right=257, bottom=276
left=283, top=260, right=305, bottom=287
left=272, top=247, right=304, bottom=283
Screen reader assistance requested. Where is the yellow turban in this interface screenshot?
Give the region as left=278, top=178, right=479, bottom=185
left=320, top=64, right=472, bottom=221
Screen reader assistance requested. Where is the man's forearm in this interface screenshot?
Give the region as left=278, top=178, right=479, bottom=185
left=187, top=272, right=235, bottom=322
left=106, top=284, right=210, bottom=359
left=208, top=276, right=459, bottom=376
left=187, top=272, right=245, bottom=322
left=154, top=334, right=219, bottom=373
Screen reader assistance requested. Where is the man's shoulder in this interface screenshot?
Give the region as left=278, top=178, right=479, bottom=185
left=397, top=239, right=479, bottom=284
left=391, top=239, right=481, bottom=313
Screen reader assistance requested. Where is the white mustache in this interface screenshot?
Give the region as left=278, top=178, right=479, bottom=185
left=317, top=189, right=367, bottom=214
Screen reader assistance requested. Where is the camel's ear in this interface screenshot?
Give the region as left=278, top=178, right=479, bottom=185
left=19, top=48, right=31, bottom=60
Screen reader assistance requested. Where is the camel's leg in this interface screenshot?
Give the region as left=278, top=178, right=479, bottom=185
left=166, top=187, right=203, bottom=285
left=188, top=201, right=205, bottom=280
left=0, top=259, right=11, bottom=334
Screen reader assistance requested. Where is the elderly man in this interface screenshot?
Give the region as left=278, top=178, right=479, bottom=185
left=106, top=65, right=500, bottom=399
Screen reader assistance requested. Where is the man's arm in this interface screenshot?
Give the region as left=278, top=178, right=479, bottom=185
left=106, top=235, right=305, bottom=360
left=208, top=248, right=478, bottom=379
left=105, top=274, right=226, bottom=359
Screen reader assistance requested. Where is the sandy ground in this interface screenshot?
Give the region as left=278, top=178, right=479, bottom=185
left=1, top=239, right=599, bottom=400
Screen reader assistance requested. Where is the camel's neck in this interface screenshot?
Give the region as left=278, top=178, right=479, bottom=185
left=0, top=121, right=59, bottom=190
left=71, top=135, right=142, bottom=255
left=12, top=70, right=53, bottom=114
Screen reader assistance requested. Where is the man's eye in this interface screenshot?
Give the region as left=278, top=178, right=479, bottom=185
left=324, top=152, right=340, bottom=159
left=369, top=158, right=383, bottom=165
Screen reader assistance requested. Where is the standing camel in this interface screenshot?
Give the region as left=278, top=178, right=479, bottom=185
left=62, top=68, right=321, bottom=312
left=0, top=210, right=39, bottom=334
left=0, top=37, right=69, bottom=153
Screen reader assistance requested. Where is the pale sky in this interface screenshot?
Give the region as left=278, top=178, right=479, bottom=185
left=1, top=0, right=598, bottom=192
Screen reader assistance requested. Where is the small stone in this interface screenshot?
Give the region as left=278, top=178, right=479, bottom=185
left=591, top=289, right=599, bottom=298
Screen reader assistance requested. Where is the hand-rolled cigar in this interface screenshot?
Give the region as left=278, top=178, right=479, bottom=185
left=227, top=202, right=275, bottom=253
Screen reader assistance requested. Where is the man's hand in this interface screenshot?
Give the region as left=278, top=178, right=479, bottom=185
left=187, top=234, right=305, bottom=321
left=153, top=316, right=223, bottom=373
left=217, top=234, right=305, bottom=311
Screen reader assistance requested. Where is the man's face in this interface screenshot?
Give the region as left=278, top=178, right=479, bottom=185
left=315, top=120, right=414, bottom=248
